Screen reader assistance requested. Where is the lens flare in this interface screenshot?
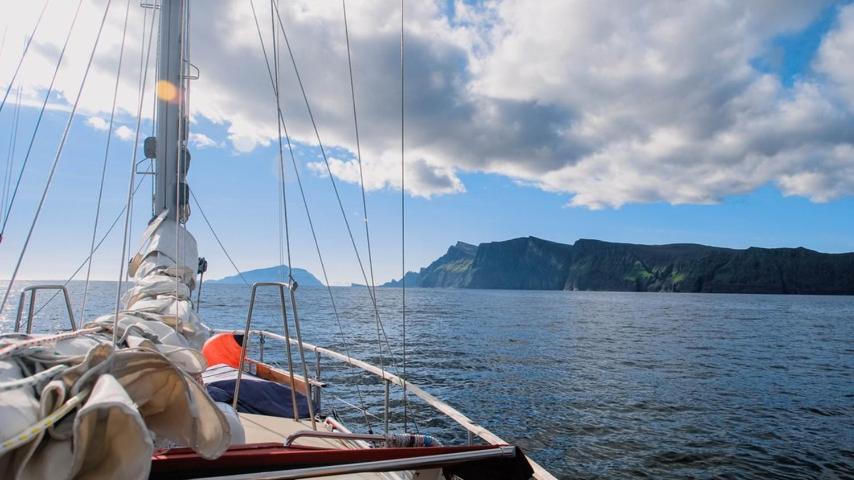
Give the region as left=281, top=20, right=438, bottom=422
left=156, top=80, right=178, bottom=102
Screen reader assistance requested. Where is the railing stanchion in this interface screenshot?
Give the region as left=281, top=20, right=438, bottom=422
left=259, top=332, right=265, bottom=363
left=315, top=350, right=321, bottom=410
left=26, top=290, right=36, bottom=334
left=61, top=288, right=77, bottom=330
left=288, top=284, right=316, bottom=430
left=277, top=285, right=300, bottom=422
left=14, top=291, right=26, bottom=333
left=12, top=285, right=77, bottom=333
left=384, top=378, right=390, bottom=435
left=232, top=285, right=258, bottom=412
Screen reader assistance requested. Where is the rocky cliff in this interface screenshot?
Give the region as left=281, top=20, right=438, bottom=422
left=384, top=237, right=854, bottom=294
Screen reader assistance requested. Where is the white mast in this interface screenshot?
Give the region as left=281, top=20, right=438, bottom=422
left=153, top=0, right=188, bottom=222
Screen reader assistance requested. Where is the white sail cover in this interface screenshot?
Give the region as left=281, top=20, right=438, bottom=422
left=126, top=210, right=211, bottom=349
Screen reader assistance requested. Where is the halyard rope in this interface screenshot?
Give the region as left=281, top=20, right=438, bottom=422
left=0, top=327, right=103, bottom=360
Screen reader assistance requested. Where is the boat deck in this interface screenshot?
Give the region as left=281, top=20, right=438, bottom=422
left=237, top=413, right=437, bottom=480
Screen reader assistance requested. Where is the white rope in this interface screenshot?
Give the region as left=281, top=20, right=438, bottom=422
left=0, top=0, right=109, bottom=317
left=0, top=364, right=66, bottom=393
left=0, top=390, right=87, bottom=456
left=0, top=327, right=103, bottom=360
left=81, top=0, right=134, bottom=323
left=0, top=0, right=51, bottom=117
left=114, top=4, right=158, bottom=345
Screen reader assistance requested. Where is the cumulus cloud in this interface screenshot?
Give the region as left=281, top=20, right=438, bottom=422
left=2, top=0, right=853, bottom=207
left=85, top=116, right=109, bottom=131
left=816, top=5, right=854, bottom=108
left=188, top=132, right=221, bottom=149
left=114, top=125, right=133, bottom=141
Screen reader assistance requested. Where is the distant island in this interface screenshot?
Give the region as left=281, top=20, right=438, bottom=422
left=382, top=237, right=854, bottom=294
left=209, top=265, right=323, bottom=286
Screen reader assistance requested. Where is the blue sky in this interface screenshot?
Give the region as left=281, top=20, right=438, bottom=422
left=0, top=1, right=853, bottom=285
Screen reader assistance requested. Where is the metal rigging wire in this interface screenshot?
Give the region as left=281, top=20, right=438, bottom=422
left=339, top=0, right=390, bottom=398
left=0, top=0, right=51, bottom=117
left=189, top=190, right=248, bottom=285
left=80, top=0, right=134, bottom=322
left=341, top=0, right=391, bottom=433
left=271, top=1, right=401, bottom=376
left=174, top=0, right=190, bottom=337
left=400, top=0, right=409, bottom=434
left=1, top=86, right=22, bottom=228
left=125, top=6, right=158, bottom=287
left=341, top=0, right=377, bottom=301
left=32, top=176, right=147, bottom=318
left=114, top=2, right=158, bottom=344
left=248, top=0, right=375, bottom=431
left=148, top=2, right=161, bottom=216
left=0, top=0, right=110, bottom=317
left=0, top=0, right=84, bottom=242
left=270, top=0, right=292, bottom=283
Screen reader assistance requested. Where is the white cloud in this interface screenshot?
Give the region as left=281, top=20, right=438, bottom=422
left=816, top=5, right=854, bottom=108
left=2, top=0, right=853, bottom=207
left=114, top=125, right=134, bottom=141
left=188, top=132, right=221, bottom=149
left=307, top=154, right=465, bottom=198
left=85, top=116, right=109, bottom=131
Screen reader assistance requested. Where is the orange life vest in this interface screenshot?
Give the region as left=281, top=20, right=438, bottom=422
left=202, top=332, right=243, bottom=368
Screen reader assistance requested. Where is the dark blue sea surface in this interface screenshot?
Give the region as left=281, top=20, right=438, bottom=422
left=2, top=281, right=852, bottom=479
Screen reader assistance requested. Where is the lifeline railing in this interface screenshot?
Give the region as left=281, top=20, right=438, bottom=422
left=220, top=327, right=558, bottom=480
left=14, top=285, right=77, bottom=334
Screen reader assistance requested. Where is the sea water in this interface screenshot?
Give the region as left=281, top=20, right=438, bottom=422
left=2, top=281, right=852, bottom=479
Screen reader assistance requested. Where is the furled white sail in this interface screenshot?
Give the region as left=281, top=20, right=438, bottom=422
left=125, top=210, right=211, bottom=349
